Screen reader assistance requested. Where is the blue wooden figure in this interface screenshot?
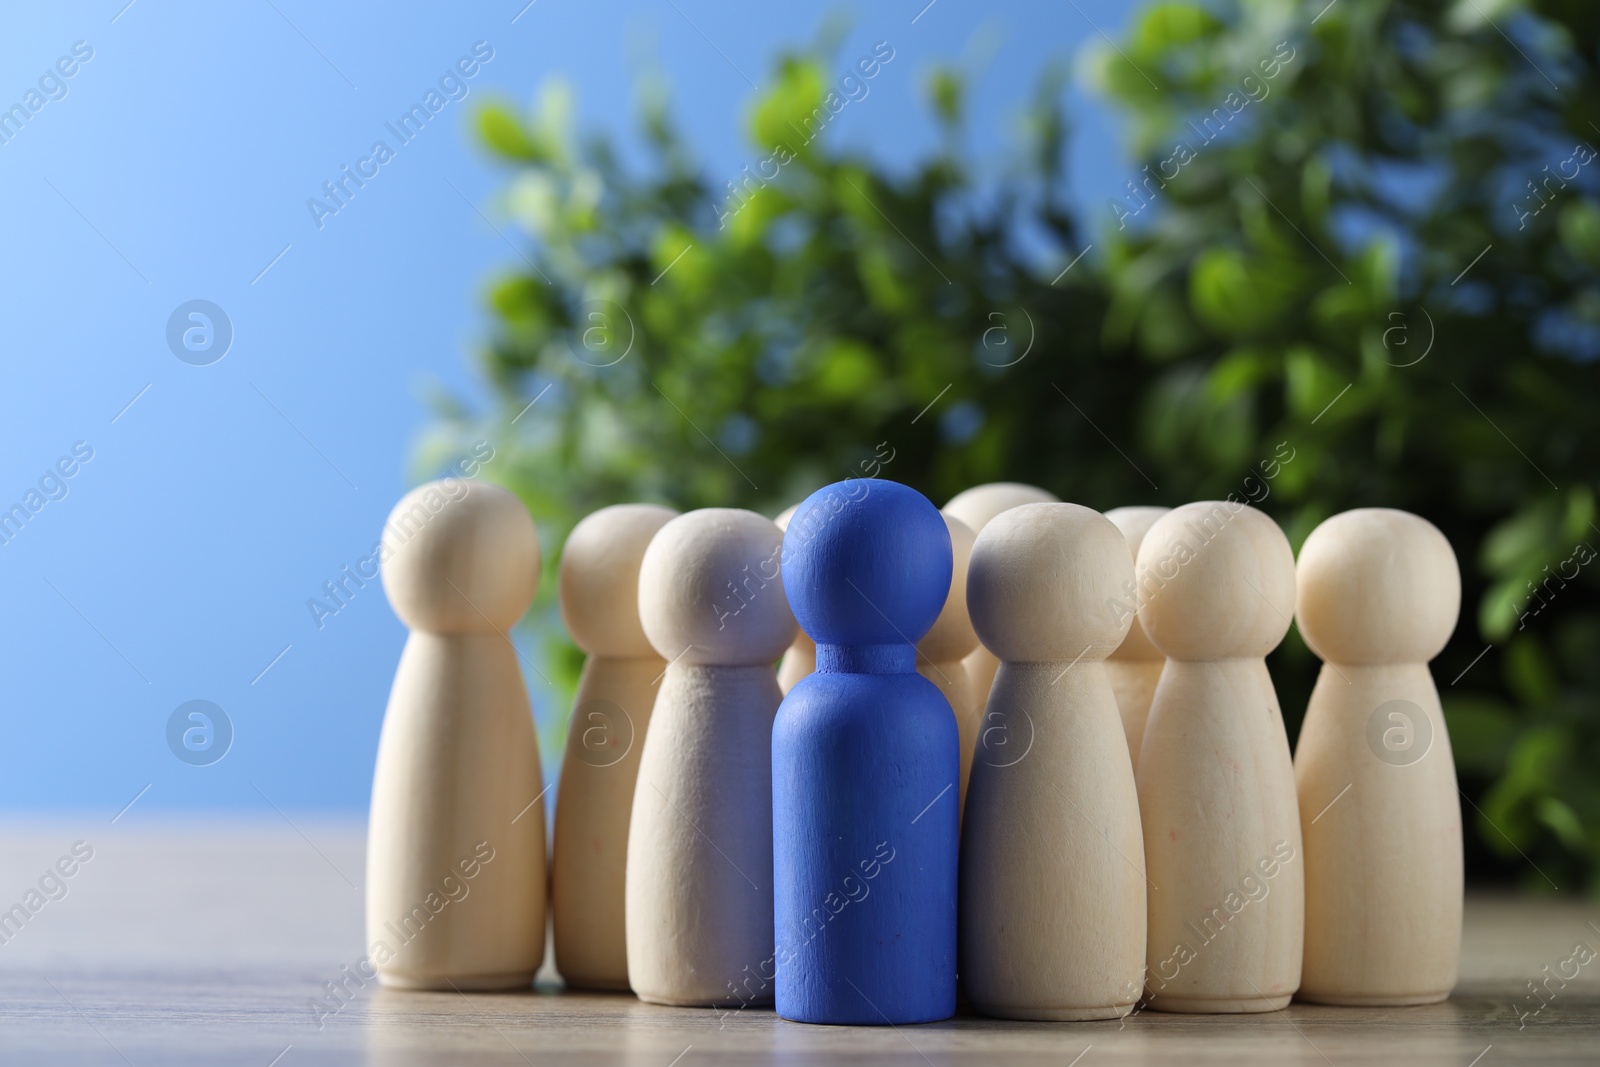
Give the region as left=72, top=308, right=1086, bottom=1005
left=772, top=478, right=958, bottom=1025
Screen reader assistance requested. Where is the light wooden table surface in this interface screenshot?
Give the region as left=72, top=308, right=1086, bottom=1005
left=1, top=818, right=1595, bottom=1065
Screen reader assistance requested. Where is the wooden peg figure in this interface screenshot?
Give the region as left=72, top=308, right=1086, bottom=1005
left=774, top=504, right=815, bottom=694
left=368, top=478, right=546, bottom=990
left=774, top=479, right=959, bottom=1025
left=1104, top=506, right=1170, bottom=766
left=1135, top=501, right=1303, bottom=1012
left=1294, top=509, right=1463, bottom=1005
left=961, top=503, right=1147, bottom=1020
left=552, top=503, right=678, bottom=990
left=943, top=483, right=1058, bottom=707
left=626, top=509, right=796, bottom=1006
left=916, top=512, right=980, bottom=813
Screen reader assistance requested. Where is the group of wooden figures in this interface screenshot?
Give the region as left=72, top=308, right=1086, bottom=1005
left=365, top=476, right=1463, bottom=1025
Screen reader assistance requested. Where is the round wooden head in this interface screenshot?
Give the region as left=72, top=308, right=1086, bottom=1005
left=782, top=480, right=951, bottom=648
left=1296, top=508, right=1460, bottom=665
left=638, top=508, right=796, bottom=666
left=967, top=503, right=1134, bottom=663
left=775, top=503, right=799, bottom=531
left=1136, top=501, right=1295, bottom=660
left=1104, top=506, right=1170, bottom=663
left=560, top=503, right=679, bottom=658
left=380, top=479, right=540, bottom=633
left=918, top=513, right=979, bottom=663
left=943, top=482, right=1057, bottom=533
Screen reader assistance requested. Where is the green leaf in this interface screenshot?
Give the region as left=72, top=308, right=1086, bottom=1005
left=1130, top=3, right=1222, bottom=60
left=925, top=67, right=964, bottom=127
left=478, top=102, right=543, bottom=161
left=1481, top=727, right=1568, bottom=852
left=1535, top=796, right=1589, bottom=852
left=1558, top=200, right=1600, bottom=268
left=1284, top=345, right=1349, bottom=422
left=1190, top=248, right=1282, bottom=336
left=727, top=184, right=787, bottom=247
left=1442, top=697, right=1519, bottom=776
left=749, top=58, right=826, bottom=157
left=813, top=338, right=883, bottom=401
left=1481, top=501, right=1563, bottom=575
left=1481, top=575, right=1530, bottom=642
left=649, top=227, right=701, bottom=292
left=1205, top=347, right=1275, bottom=402
left=488, top=275, right=549, bottom=326
left=1505, top=636, right=1560, bottom=708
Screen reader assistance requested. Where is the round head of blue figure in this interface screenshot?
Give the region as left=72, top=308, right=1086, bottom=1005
left=780, top=480, right=952, bottom=663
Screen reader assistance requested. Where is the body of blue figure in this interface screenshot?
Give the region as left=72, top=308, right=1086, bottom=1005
left=772, top=478, right=959, bottom=1025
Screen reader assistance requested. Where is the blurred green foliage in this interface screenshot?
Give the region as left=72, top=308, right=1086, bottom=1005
left=422, top=1, right=1600, bottom=891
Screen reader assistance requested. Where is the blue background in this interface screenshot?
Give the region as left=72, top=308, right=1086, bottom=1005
left=0, top=0, right=1133, bottom=814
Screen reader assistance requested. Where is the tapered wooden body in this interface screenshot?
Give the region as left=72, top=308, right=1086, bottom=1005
left=1104, top=507, right=1170, bottom=766
left=964, top=649, right=1001, bottom=718
left=625, top=664, right=778, bottom=1005
left=773, top=660, right=959, bottom=1023
left=962, top=662, right=1146, bottom=1019
left=1295, top=663, right=1461, bottom=1004
left=1138, top=658, right=1302, bottom=1011
left=551, top=655, right=660, bottom=990
left=367, top=631, right=546, bottom=989
left=919, top=656, right=977, bottom=812
left=918, top=513, right=980, bottom=814
left=1106, top=659, right=1163, bottom=764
